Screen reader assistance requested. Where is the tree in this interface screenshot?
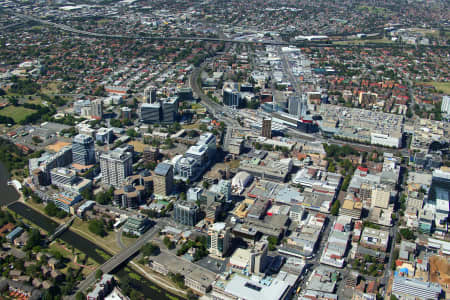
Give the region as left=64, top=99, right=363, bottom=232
left=44, top=201, right=60, bottom=217
left=81, top=188, right=93, bottom=200
left=267, top=236, right=278, bottom=251
left=88, top=219, right=107, bottom=237
left=93, top=85, right=106, bottom=96
left=399, top=228, right=416, bottom=241
left=24, top=228, right=42, bottom=251
left=202, top=181, right=210, bottom=189
left=95, top=269, right=103, bottom=280
left=141, top=242, right=160, bottom=256
left=163, top=236, right=175, bottom=249
left=330, top=200, right=340, bottom=216
left=32, top=136, right=43, bottom=144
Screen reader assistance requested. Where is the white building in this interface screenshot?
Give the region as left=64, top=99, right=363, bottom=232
left=207, top=222, right=231, bottom=258
left=370, top=132, right=402, bottom=148
left=441, top=95, right=450, bottom=115
left=100, top=147, right=133, bottom=187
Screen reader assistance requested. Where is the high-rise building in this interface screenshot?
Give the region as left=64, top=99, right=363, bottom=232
left=223, top=88, right=241, bottom=108
left=161, top=97, right=178, bottom=123
left=72, top=134, right=96, bottom=166
left=218, top=179, right=231, bottom=202
left=177, top=87, right=194, bottom=101
left=207, top=222, right=231, bottom=258
left=153, top=162, right=174, bottom=196
left=262, top=118, right=272, bottom=139
left=441, top=95, right=450, bottom=115
left=100, top=147, right=133, bottom=187
left=139, top=98, right=178, bottom=124
left=91, top=99, right=103, bottom=119
left=174, top=201, right=199, bottom=226
left=144, top=86, right=157, bottom=103
left=140, top=102, right=161, bottom=124
left=288, top=95, right=301, bottom=117
left=249, top=241, right=268, bottom=274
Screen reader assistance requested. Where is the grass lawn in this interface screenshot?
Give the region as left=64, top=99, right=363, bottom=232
left=421, top=82, right=450, bottom=94
left=227, top=160, right=240, bottom=169
left=0, top=106, right=36, bottom=123
left=182, top=122, right=201, bottom=130
left=70, top=218, right=120, bottom=254
left=121, top=234, right=138, bottom=248
left=334, top=38, right=393, bottom=45
left=48, top=241, right=99, bottom=276
left=40, top=82, right=60, bottom=94
left=128, top=140, right=146, bottom=152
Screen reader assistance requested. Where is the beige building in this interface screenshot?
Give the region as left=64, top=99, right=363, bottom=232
left=372, top=188, right=390, bottom=209
left=153, top=162, right=173, bottom=196
left=262, top=118, right=272, bottom=139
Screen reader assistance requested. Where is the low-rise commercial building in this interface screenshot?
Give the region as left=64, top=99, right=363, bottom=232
left=360, top=227, right=389, bottom=252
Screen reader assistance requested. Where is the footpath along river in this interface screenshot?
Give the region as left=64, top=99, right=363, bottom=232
left=0, top=163, right=177, bottom=300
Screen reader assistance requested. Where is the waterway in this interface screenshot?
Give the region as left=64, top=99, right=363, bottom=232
left=0, top=163, right=21, bottom=207
left=0, top=164, right=178, bottom=300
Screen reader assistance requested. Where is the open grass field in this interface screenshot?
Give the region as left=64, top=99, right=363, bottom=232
left=334, top=38, right=394, bottom=45
left=40, top=82, right=60, bottom=94
left=0, top=106, right=36, bottom=123
left=421, top=82, right=450, bottom=94
left=70, top=218, right=120, bottom=254
left=128, top=140, right=146, bottom=152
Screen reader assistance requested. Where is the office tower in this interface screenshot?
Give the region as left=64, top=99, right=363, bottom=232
left=174, top=201, right=199, bottom=226
left=262, top=118, right=272, bottom=139
left=153, top=162, right=174, bottom=196
left=161, top=97, right=178, bottom=123
left=223, top=88, right=241, bottom=108
left=288, top=95, right=301, bottom=117
left=100, top=147, right=133, bottom=187
left=72, top=134, right=96, bottom=166
left=207, top=222, right=231, bottom=258
left=91, top=98, right=103, bottom=119
left=121, top=107, right=132, bottom=120
left=144, top=86, right=157, bottom=103
left=442, top=95, right=450, bottom=114
left=177, top=87, right=194, bottom=101
left=249, top=241, right=268, bottom=274
left=218, top=179, right=231, bottom=202
left=50, top=167, right=77, bottom=188
left=140, top=102, right=161, bottom=124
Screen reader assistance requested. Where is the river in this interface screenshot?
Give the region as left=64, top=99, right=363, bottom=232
left=0, top=164, right=178, bottom=300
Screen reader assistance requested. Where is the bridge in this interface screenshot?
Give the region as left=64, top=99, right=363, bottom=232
left=47, top=215, right=76, bottom=243
left=71, top=224, right=160, bottom=298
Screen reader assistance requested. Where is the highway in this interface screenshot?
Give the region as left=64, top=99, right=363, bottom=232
left=11, top=11, right=289, bottom=46
left=72, top=224, right=160, bottom=298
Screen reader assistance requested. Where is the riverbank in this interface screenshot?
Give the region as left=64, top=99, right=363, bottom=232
left=1, top=161, right=184, bottom=300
